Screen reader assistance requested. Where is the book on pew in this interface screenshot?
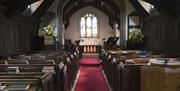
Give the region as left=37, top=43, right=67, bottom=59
left=8, top=83, right=31, bottom=91
left=126, top=59, right=135, bottom=64
left=43, top=66, right=54, bottom=70
left=42, top=66, right=54, bottom=73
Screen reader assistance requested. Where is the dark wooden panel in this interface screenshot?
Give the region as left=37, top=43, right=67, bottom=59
left=143, top=12, right=180, bottom=54
left=0, top=12, right=40, bottom=56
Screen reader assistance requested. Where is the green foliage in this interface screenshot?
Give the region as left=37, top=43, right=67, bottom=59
left=128, top=28, right=144, bottom=42
left=39, top=24, right=55, bottom=36
left=127, top=28, right=145, bottom=49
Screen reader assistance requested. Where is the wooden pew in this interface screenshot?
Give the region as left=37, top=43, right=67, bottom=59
left=0, top=72, right=53, bottom=91
left=141, top=58, right=180, bottom=91
left=0, top=62, right=64, bottom=91
left=100, top=49, right=178, bottom=91
left=100, top=50, right=151, bottom=91
left=0, top=51, right=80, bottom=91
left=1, top=80, right=39, bottom=91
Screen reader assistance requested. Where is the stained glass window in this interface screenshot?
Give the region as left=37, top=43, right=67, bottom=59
left=80, top=17, right=86, bottom=37
left=80, top=14, right=98, bottom=37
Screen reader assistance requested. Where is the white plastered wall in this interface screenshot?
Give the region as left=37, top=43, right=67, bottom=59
left=65, top=6, right=115, bottom=45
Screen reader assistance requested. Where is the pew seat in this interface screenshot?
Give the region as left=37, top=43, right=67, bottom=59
left=0, top=72, right=54, bottom=91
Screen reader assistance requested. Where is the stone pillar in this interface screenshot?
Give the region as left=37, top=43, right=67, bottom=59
left=57, top=6, right=63, bottom=50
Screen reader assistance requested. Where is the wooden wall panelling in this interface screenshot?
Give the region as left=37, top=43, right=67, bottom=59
left=0, top=11, right=40, bottom=56
left=161, top=23, right=165, bottom=52
left=17, top=24, right=22, bottom=53
left=22, top=26, right=26, bottom=53
left=16, top=23, right=21, bottom=54
left=150, top=24, right=156, bottom=51
left=144, top=13, right=180, bottom=54
left=7, top=21, right=11, bottom=56
left=154, top=26, right=159, bottom=51
left=24, top=26, right=29, bottom=53
left=2, top=20, right=5, bottom=56
left=9, top=23, right=15, bottom=55
left=26, top=27, right=30, bottom=53
left=167, top=22, right=174, bottom=52
left=174, top=20, right=180, bottom=52
left=171, top=22, right=178, bottom=52
left=169, top=22, right=175, bottom=52
left=13, top=23, right=17, bottom=54
left=144, top=25, right=151, bottom=50
left=0, top=18, right=6, bottom=56
left=177, top=20, right=180, bottom=51
left=164, top=22, right=170, bottom=51
left=16, top=24, right=20, bottom=54
left=158, top=23, right=163, bottom=52
left=3, top=22, right=10, bottom=56
left=16, top=23, right=20, bottom=54
left=176, top=21, right=180, bottom=52
left=0, top=20, right=2, bottom=56
left=8, top=21, right=13, bottom=56
left=0, top=21, right=5, bottom=54
left=5, top=20, right=10, bottom=56
left=1, top=21, right=6, bottom=56
left=160, top=22, right=166, bottom=52
left=18, top=25, right=24, bottom=53
left=160, top=23, right=166, bottom=52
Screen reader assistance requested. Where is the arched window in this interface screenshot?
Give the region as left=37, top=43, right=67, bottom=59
left=80, top=14, right=98, bottom=37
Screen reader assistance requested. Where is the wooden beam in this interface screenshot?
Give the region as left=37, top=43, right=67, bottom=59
left=17, top=0, right=42, bottom=12
left=148, top=0, right=163, bottom=12
left=32, top=0, right=55, bottom=18
left=128, top=0, right=149, bottom=17
left=3, top=0, right=41, bottom=18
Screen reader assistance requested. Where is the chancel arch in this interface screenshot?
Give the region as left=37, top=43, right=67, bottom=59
left=65, top=6, right=115, bottom=46
left=57, top=0, right=126, bottom=49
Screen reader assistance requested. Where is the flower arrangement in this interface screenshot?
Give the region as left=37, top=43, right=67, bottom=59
left=127, top=28, right=145, bottom=49
left=128, top=28, right=144, bottom=42
left=39, top=24, right=55, bottom=36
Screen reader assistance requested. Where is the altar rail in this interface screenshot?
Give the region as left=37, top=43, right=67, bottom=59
left=80, top=45, right=102, bottom=53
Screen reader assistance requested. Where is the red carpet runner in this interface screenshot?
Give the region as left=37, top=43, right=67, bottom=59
left=74, top=56, right=109, bottom=91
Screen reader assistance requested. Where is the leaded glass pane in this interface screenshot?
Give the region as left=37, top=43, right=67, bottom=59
left=80, top=14, right=98, bottom=37
left=80, top=17, right=86, bottom=37
left=86, top=17, right=92, bottom=37
left=92, top=17, right=97, bottom=37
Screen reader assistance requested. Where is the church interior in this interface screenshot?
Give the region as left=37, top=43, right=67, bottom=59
left=0, top=0, right=180, bottom=91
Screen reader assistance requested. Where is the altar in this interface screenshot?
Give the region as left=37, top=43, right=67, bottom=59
left=79, top=38, right=102, bottom=53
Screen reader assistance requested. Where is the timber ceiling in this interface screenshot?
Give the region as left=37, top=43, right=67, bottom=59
left=63, top=0, right=121, bottom=28
left=63, top=0, right=120, bottom=19
left=142, top=0, right=180, bottom=13
left=1, top=0, right=179, bottom=22
left=0, top=0, right=55, bottom=18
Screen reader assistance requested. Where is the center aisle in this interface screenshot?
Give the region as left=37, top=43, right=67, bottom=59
left=74, top=55, right=109, bottom=91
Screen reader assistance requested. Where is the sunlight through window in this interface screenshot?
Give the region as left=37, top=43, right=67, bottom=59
left=80, top=14, right=98, bottom=37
